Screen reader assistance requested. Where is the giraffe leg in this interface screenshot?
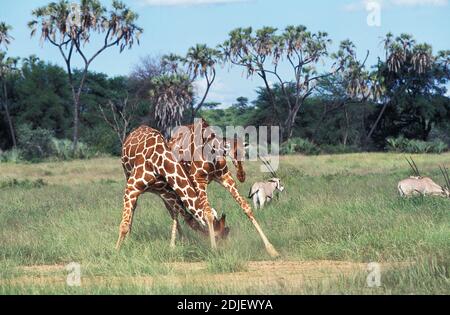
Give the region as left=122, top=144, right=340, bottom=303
left=116, top=170, right=155, bottom=250
left=176, top=217, right=184, bottom=240
left=207, top=211, right=217, bottom=250
left=219, top=172, right=280, bottom=258
left=159, top=189, right=192, bottom=248
left=116, top=184, right=144, bottom=250
left=170, top=218, right=178, bottom=249
left=196, top=181, right=217, bottom=250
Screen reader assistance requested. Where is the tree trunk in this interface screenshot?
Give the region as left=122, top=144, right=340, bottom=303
left=284, top=99, right=304, bottom=141
left=190, top=104, right=197, bottom=123
left=72, top=89, right=80, bottom=154
left=71, top=68, right=88, bottom=155
left=343, top=104, right=349, bottom=147
left=284, top=111, right=294, bottom=141
left=3, top=82, right=16, bottom=148
left=366, top=101, right=389, bottom=144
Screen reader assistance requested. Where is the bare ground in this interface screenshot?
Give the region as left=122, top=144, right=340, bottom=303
left=4, top=260, right=411, bottom=290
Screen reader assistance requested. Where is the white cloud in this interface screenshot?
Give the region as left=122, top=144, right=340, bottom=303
left=343, top=0, right=383, bottom=11
left=343, top=0, right=447, bottom=11
left=140, top=0, right=248, bottom=6
left=194, top=78, right=235, bottom=107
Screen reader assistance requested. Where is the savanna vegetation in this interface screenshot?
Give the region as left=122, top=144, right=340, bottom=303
left=0, top=154, right=449, bottom=294
left=0, top=0, right=449, bottom=295
left=1, top=1, right=449, bottom=162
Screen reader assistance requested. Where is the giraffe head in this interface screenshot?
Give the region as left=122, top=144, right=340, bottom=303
left=213, top=213, right=230, bottom=240
left=184, top=207, right=230, bottom=240
left=211, top=208, right=230, bottom=239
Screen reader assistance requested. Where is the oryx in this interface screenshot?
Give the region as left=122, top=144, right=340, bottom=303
left=248, top=155, right=285, bottom=209
left=397, top=157, right=450, bottom=198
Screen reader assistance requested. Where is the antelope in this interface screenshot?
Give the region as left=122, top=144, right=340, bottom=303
left=397, top=157, right=450, bottom=198
left=248, top=156, right=285, bottom=209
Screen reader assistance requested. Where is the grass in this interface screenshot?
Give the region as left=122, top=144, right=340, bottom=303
left=0, top=153, right=449, bottom=294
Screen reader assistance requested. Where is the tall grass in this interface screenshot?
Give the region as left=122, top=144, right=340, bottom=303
left=0, top=153, right=449, bottom=294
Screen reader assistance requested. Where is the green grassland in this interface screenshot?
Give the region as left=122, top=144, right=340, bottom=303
left=0, top=153, right=449, bottom=294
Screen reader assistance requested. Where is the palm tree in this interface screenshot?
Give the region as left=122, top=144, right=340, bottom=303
left=0, top=22, right=13, bottom=50
left=0, top=52, right=20, bottom=148
left=0, top=22, right=19, bottom=148
left=150, top=74, right=193, bottom=136
left=367, top=33, right=436, bottom=142
left=185, top=44, right=221, bottom=119
left=28, top=0, right=143, bottom=154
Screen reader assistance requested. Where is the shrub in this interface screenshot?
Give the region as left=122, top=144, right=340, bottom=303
left=386, top=136, right=406, bottom=152
left=0, top=148, right=23, bottom=163
left=429, top=140, right=448, bottom=154
left=13, top=124, right=94, bottom=162
left=280, top=138, right=320, bottom=155
left=17, top=125, right=55, bottom=161
left=386, top=137, right=448, bottom=154
left=0, top=178, right=47, bottom=189
left=52, top=139, right=93, bottom=160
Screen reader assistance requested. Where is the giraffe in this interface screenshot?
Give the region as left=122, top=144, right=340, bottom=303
left=116, top=125, right=229, bottom=251
left=166, top=119, right=280, bottom=258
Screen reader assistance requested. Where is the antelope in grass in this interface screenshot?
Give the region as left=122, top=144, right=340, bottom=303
left=248, top=156, right=285, bottom=209
left=397, top=157, right=450, bottom=198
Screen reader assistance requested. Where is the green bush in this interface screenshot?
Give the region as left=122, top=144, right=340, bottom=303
left=386, top=136, right=448, bottom=154
left=13, top=124, right=93, bottom=162
left=0, top=178, right=47, bottom=189
left=280, top=138, right=320, bottom=155
left=17, top=125, right=55, bottom=161
left=386, top=136, right=406, bottom=152
left=52, top=138, right=93, bottom=160
left=0, top=148, right=23, bottom=163
left=430, top=140, right=448, bottom=154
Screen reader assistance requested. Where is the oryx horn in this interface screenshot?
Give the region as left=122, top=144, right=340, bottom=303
left=258, top=154, right=278, bottom=178
left=405, top=156, right=421, bottom=177
left=439, top=165, right=450, bottom=189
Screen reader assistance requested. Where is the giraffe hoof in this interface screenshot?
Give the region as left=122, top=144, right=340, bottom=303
left=265, top=244, right=280, bottom=258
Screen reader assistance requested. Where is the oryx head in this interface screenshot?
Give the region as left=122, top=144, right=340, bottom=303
left=259, top=155, right=284, bottom=193
left=269, top=178, right=285, bottom=192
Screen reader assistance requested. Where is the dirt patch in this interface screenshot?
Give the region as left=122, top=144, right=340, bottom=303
left=5, top=260, right=411, bottom=291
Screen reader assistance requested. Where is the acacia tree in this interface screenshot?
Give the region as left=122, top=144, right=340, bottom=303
left=0, top=23, right=19, bottom=148
left=28, top=0, right=143, bottom=153
left=222, top=25, right=355, bottom=140
left=314, top=41, right=374, bottom=146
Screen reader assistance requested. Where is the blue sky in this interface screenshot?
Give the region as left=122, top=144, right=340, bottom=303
left=1, top=0, right=449, bottom=106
